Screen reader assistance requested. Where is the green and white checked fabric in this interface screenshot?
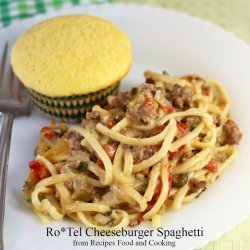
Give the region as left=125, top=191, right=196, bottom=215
left=0, top=0, right=111, bottom=27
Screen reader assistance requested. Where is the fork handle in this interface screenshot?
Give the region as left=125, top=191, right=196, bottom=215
left=0, top=113, right=14, bottom=250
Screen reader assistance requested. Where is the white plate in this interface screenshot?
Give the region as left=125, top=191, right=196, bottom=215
left=1, top=3, right=250, bottom=250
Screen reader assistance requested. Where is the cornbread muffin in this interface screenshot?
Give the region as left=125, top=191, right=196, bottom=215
left=11, top=14, right=132, bottom=122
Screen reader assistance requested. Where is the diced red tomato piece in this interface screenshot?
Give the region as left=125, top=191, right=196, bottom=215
left=137, top=213, right=144, bottom=225
left=142, top=96, right=157, bottom=116
left=148, top=179, right=162, bottom=205
left=206, top=161, right=218, bottom=173
left=106, top=118, right=116, bottom=128
left=29, top=160, right=41, bottom=171
left=148, top=164, right=173, bottom=206
left=177, top=123, right=188, bottom=138
left=44, top=133, right=56, bottom=140
left=97, top=144, right=117, bottom=169
left=96, top=159, right=105, bottom=169
left=149, top=125, right=166, bottom=137
left=143, top=96, right=153, bottom=106
left=160, top=105, right=175, bottom=114
left=169, top=145, right=185, bottom=160
left=29, top=160, right=50, bottom=181
left=102, top=144, right=117, bottom=161
left=169, top=151, right=177, bottom=160
left=40, top=127, right=56, bottom=140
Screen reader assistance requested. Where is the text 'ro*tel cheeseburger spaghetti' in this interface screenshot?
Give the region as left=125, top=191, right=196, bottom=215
left=23, top=70, right=242, bottom=229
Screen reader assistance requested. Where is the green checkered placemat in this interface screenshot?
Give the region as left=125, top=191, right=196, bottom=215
left=0, top=0, right=249, bottom=249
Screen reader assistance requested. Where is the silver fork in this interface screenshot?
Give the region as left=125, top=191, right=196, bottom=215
left=0, top=42, right=31, bottom=250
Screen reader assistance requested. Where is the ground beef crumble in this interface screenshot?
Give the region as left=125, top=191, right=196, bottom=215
left=217, top=119, right=242, bottom=145
left=126, top=84, right=159, bottom=123
left=189, top=178, right=207, bottom=193
left=166, top=84, right=193, bottom=110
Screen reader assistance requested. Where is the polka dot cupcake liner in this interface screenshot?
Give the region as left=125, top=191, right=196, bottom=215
left=28, top=82, right=120, bottom=123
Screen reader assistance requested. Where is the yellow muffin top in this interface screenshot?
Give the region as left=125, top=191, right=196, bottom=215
left=11, top=15, right=132, bottom=97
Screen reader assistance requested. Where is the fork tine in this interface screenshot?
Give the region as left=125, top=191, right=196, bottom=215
left=7, top=67, right=14, bottom=97
left=0, top=41, right=31, bottom=115
left=0, top=42, right=8, bottom=90
left=15, top=78, right=23, bottom=102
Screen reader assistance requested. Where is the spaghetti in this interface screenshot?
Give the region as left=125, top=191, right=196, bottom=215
left=23, top=70, right=242, bottom=229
